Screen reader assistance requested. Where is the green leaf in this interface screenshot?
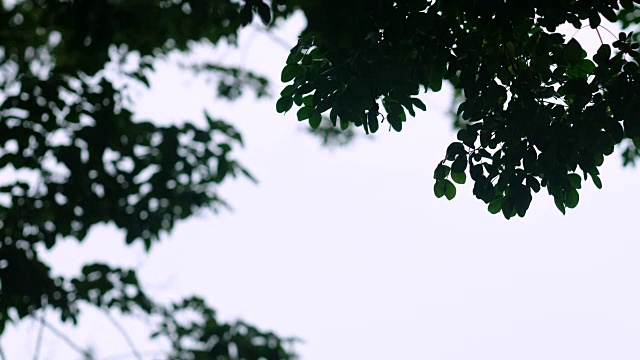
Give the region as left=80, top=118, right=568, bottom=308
left=470, top=164, right=483, bottom=181
left=593, top=44, right=611, bottom=65
left=501, top=196, right=514, bottom=219
left=256, top=2, right=271, bottom=25
left=298, top=82, right=315, bottom=95
left=434, top=164, right=450, bottom=180
left=302, top=95, right=313, bottom=107
left=309, top=111, right=322, bottom=129
left=591, top=172, right=603, bottom=189
left=286, top=46, right=303, bottom=65
left=445, top=142, right=466, bottom=161
left=568, top=173, right=582, bottom=189
left=588, top=12, right=600, bottom=29
left=444, top=179, right=456, bottom=200
left=429, top=57, right=447, bottom=92
left=387, top=113, right=403, bottom=132
left=281, top=64, right=299, bottom=83
left=411, top=97, right=426, bottom=111
left=297, top=106, right=314, bottom=121
left=576, top=59, right=595, bottom=74
left=340, top=117, right=350, bottom=130
left=566, top=188, right=579, bottom=208
left=239, top=5, right=253, bottom=26
left=429, top=76, right=443, bottom=92
left=526, top=176, right=541, bottom=193
left=451, top=155, right=467, bottom=173
left=367, top=111, right=379, bottom=133
left=600, top=7, right=617, bottom=23
left=456, top=129, right=468, bottom=142
left=564, top=38, right=584, bottom=65
left=280, top=85, right=295, bottom=97
left=488, top=197, right=503, bottom=214
left=276, top=97, right=293, bottom=113
left=316, top=96, right=334, bottom=114
left=514, top=187, right=532, bottom=217
left=451, top=171, right=466, bottom=184
left=434, top=180, right=445, bottom=198
left=554, top=197, right=566, bottom=215
left=621, top=0, right=634, bottom=10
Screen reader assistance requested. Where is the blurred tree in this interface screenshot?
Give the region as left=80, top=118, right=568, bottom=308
left=0, top=0, right=304, bottom=358
left=279, top=0, right=640, bottom=219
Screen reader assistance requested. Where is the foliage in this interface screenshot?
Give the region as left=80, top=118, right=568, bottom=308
left=0, top=0, right=300, bottom=358
left=278, top=0, right=640, bottom=219
left=4, top=0, right=640, bottom=357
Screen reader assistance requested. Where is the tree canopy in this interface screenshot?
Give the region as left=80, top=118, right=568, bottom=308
left=279, top=0, right=640, bottom=219
left=1, top=0, right=640, bottom=358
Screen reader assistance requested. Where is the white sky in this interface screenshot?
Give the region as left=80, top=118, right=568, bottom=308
left=3, top=11, right=640, bottom=360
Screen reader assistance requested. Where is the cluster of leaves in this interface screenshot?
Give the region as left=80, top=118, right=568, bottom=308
left=0, top=0, right=302, bottom=357
left=14, top=262, right=298, bottom=359
left=279, top=0, right=640, bottom=218
left=156, top=296, right=297, bottom=360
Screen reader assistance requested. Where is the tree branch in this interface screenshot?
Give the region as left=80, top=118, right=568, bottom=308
left=38, top=316, right=93, bottom=359
left=101, top=309, right=143, bottom=360
left=32, top=315, right=45, bottom=360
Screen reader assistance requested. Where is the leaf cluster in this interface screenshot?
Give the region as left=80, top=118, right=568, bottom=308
left=0, top=0, right=298, bottom=357
left=278, top=0, right=640, bottom=219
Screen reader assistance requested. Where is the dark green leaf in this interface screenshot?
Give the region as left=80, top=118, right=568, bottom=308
left=297, top=106, right=314, bottom=121
left=368, top=111, right=379, bottom=133
left=340, top=117, right=350, bottom=130
left=280, top=85, right=295, bottom=97
left=565, top=38, right=584, bottom=65
left=591, top=172, right=603, bottom=189
left=434, top=180, right=445, bottom=198
left=488, top=197, right=503, bottom=214
left=309, top=111, right=322, bottom=129
left=445, top=142, right=466, bottom=161
left=470, top=164, right=483, bottom=181
left=303, top=95, right=314, bottom=107
left=387, top=113, right=403, bottom=132
left=276, top=97, right=293, bottom=113
left=256, top=2, right=271, bottom=25
left=411, top=97, right=426, bottom=111
left=566, top=188, right=579, bottom=208
left=281, top=64, right=299, bottom=83
left=451, top=155, right=467, bottom=173
left=451, top=171, right=466, bottom=184
left=568, top=173, right=582, bottom=189
left=600, top=7, right=616, bottom=23
left=240, top=5, right=253, bottom=26
left=554, top=197, right=566, bottom=215
left=526, top=176, right=541, bottom=193
left=434, top=164, right=450, bottom=180
left=588, top=12, right=601, bottom=29
left=444, top=179, right=457, bottom=200
left=576, top=59, right=596, bottom=74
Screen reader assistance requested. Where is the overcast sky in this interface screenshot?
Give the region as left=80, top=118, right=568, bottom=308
left=3, top=11, right=640, bottom=360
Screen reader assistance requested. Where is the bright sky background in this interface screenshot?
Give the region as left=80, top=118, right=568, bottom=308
left=3, top=11, right=640, bottom=360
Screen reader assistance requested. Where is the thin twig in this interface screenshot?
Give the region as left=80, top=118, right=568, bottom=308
left=38, top=317, right=92, bottom=359
left=0, top=345, right=7, bottom=360
left=596, top=28, right=604, bottom=45
left=101, top=309, right=143, bottom=360
left=597, top=25, right=618, bottom=41
left=570, top=25, right=590, bottom=40
left=32, top=315, right=45, bottom=360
